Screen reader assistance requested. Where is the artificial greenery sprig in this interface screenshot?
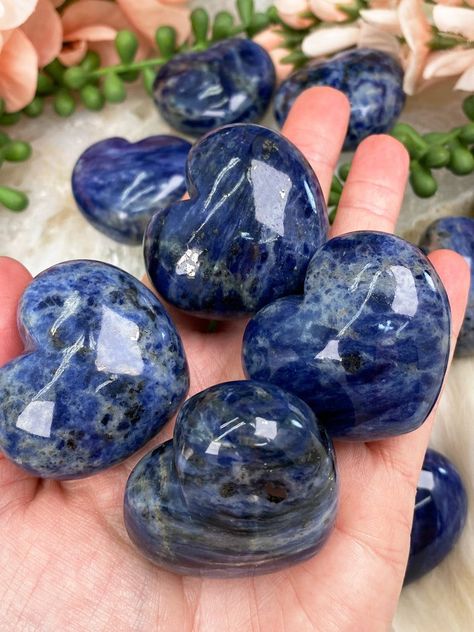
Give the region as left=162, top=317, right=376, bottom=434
left=328, top=94, right=474, bottom=223
left=0, top=126, right=31, bottom=212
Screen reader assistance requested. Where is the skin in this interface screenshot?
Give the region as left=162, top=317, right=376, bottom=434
left=0, top=87, right=469, bottom=632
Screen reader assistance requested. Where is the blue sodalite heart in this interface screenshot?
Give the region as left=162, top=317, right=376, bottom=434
left=153, top=38, right=275, bottom=136
left=72, top=136, right=191, bottom=245
left=144, top=123, right=328, bottom=319
left=274, top=48, right=405, bottom=150
left=420, top=216, right=474, bottom=357
left=124, top=380, right=338, bottom=577
left=0, top=260, right=189, bottom=479
left=243, top=231, right=451, bottom=441
left=405, top=448, right=467, bottom=584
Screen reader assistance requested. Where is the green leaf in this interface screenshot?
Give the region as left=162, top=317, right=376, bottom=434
left=103, top=73, right=126, bottom=103
left=155, top=26, right=177, bottom=58
left=115, top=30, right=139, bottom=64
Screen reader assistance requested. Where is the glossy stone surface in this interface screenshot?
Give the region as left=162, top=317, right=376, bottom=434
left=0, top=260, right=189, bottom=479
left=420, top=216, right=474, bottom=356
left=72, top=136, right=191, bottom=245
left=405, top=448, right=468, bottom=584
left=124, top=380, right=338, bottom=577
left=153, top=38, right=275, bottom=136
left=274, top=48, right=405, bottom=150
left=144, top=123, right=327, bottom=319
left=243, top=231, right=451, bottom=441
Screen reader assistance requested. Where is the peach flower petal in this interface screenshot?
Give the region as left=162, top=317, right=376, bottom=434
left=62, top=0, right=130, bottom=33
left=359, top=9, right=402, bottom=35
left=116, top=0, right=191, bottom=46
left=64, top=25, right=117, bottom=43
left=357, top=22, right=401, bottom=58
left=423, top=48, right=474, bottom=79
left=455, top=64, right=474, bottom=91
left=21, top=0, right=62, bottom=67
left=0, top=28, right=38, bottom=111
left=309, top=0, right=354, bottom=23
left=61, top=0, right=150, bottom=67
left=253, top=27, right=285, bottom=53
left=269, top=48, right=293, bottom=82
left=0, top=0, right=37, bottom=30
left=275, top=0, right=313, bottom=29
left=58, top=40, right=88, bottom=66
left=432, top=6, right=474, bottom=41
left=302, top=25, right=360, bottom=58
left=399, top=0, right=432, bottom=95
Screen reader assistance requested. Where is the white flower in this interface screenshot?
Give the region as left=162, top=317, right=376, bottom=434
left=275, top=0, right=313, bottom=30
left=309, top=0, right=356, bottom=23
left=359, top=9, right=401, bottom=34
left=398, top=0, right=432, bottom=95
left=432, top=5, right=474, bottom=41
left=302, top=24, right=360, bottom=57
left=423, top=48, right=474, bottom=91
left=0, top=0, right=37, bottom=30
left=357, top=21, right=401, bottom=58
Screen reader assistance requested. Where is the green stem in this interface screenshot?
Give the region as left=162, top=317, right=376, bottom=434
left=88, top=56, right=167, bottom=79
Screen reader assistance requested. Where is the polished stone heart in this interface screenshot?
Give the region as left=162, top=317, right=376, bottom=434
left=72, top=136, right=191, bottom=245
left=0, top=260, right=189, bottom=479
left=124, top=380, right=338, bottom=577
left=405, top=448, right=467, bottom=584
left=420, top=216, right=474, bottom=357
left=243, top=231, right=451, bottom=441
left=274, top=48, right=405, bottom=150
left=153, top=38, right=275, bottom=136
left=144, top=123, right=328, bottom=319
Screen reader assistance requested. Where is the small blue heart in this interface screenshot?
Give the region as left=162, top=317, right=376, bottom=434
left=420, top=216, right=474, bottom=357
left=153, top=38, right=275, bottom=136
left=72, top=136, right=191, bottom=245
left=405, top=448, right=467, bottom=584
left=274, top=49, right=405, bottom=150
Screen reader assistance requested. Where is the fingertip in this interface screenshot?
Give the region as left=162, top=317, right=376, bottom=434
left=0, top=257, right=32, bottom=367
left=353, top=134, right=410, bottom=179
left=428, top=249, right=470, bottom=342
left=284, top=86, right=351, bottom=127
left=282, top=87, right=350, bottom=200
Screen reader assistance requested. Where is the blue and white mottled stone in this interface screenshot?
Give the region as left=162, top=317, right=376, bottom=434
left=124, top=380, right=338, bottom=577
left=274, top=49, right=405, bottom=150
left=420, top=216, right=474, bottom=357
left=405, top=448, right=467, bottom=584
left=0, top=260, right=189, bottom=479
left=72, top=136, right=191, bottom=245
left=243, top=231, right=451, bottom=441
left=153, top=39, right=275, bottom=136
left=144, top=123, right=328, bottom=319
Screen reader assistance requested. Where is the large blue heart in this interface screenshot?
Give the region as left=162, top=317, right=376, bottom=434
left=274, top=49, right=405, bottom=150
left=153, top=38, right=275, bottom=136
left=72, top=136, right=191, bottom=245
left=243, top=231, right=451, bottom=441
left=0, top=260, right=189, bottom=479
left=144, top=123, right=328, bottom=319
left=124, top=381, right=338, bottom=577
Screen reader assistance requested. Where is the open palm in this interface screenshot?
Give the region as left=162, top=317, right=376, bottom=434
left=0, top=88, right=469, bottom=632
